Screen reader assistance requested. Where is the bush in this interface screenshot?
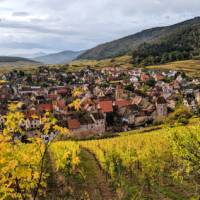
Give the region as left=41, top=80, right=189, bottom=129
left=153, top=118, right=164, bottom=126
left=166, top=105, right=192, bottom=125
left=177, top=117, right=189, bottom=125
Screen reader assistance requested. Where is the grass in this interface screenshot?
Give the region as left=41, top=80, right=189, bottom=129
left=118, top=116, right=200, bottom=137
left=78, top=149, right=102, bottom=200
left=147, top=59, right=200, bottom=77
left=0, top=61, right=41, bottom=74
left=68, top=55, right=133, bottom=71
left=0, top=55, right=132, bottom=74
left=1, top=56, right=200, bottom=78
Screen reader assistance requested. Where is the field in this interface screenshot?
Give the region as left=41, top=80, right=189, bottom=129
left=1, top=56, right=200, bottom=77
left=67, top=55, right=133, bottom=71
left=0, top=61, right=41, bottom=74
left=147, top=59, right=200, bottom=77
left=47, top=121, right=200, bottom=200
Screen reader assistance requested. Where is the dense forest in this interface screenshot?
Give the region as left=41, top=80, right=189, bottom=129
left=132, top=25, right=200, bottom=66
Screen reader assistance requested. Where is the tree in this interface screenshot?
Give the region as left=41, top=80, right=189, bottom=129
left=0, top=103, right=69, bottom=199
left=69, top=99, right=81, bottom=111
left=72, top=87, right=84, bottom=97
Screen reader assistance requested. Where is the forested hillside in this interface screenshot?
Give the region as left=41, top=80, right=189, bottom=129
left=132, top=24, right=200, bottom=66
left=77, top=17, right=200, bottom=63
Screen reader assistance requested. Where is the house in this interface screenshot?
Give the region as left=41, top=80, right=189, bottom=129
left=67, top=113, right=105, bottom=138
left=134, top=115, right=151, bottom=127
left=183, top=93, right=197, bottom=111
left=38, top=103, right=53, bottom=113
left=131, top=96, right=142, bottom=106
left=154, top=74, right=164, bottom=81
left=98, top=101, right=113, bottom=113
left=130, top=76, right=139, bottom=83
left=140, top=74, right=150, bottom=82
left=53, top=99, right=66, bottom=112
left=168, top=100, right=177, bottom=110
left=156, top=97, right=168, bottom=117
left=122, top=104, right=139, bottom=125
left=115, top=84, right=124, bottom=99
left=25, top=118, right=42, bottom=130
left=114, top=99, right=131, bottom=117
left=176, top=75, right=183, bottom=83
left=115, top=99, right=130, bottom=109
left=194, top=90, right=200, bottom=105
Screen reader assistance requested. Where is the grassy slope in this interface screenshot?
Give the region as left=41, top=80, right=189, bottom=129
left=69, top=56, right=200, bottom=76
left=0, top=61, right=41, bottom=74
left=1, top=55, right=200, bottom=77
left=147, top=59, right=200, bottom=76
left=68, top=55, right=132, bottom=71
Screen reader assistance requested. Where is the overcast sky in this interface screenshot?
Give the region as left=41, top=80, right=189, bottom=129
left=0, top=0, right=200, bottom=57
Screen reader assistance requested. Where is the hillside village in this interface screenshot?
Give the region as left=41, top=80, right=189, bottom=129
left=0, top=66, right=200, bottom=139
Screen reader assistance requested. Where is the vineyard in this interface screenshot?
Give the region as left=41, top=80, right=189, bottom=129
left=1, top=122, right=200, bottom=199
left=47, top=124, right=200, bottom=199
left=80, top=125, right=200, bottom=199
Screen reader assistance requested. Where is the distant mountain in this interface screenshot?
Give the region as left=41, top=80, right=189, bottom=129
left=11, top=52, right=47, bottom=59
left=0, top=56, right=38, bottom=63
left=77, top=17, right=200, bottom=61
left=33, top=50, right=85, bottom=64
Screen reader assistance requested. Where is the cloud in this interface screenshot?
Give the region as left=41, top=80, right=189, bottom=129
left=0, top=0, right=200, bottom=56
left=12, top=11, right=29, bottom=17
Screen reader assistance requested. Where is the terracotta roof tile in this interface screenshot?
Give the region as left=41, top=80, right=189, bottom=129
left=48, top=94, right=58, bottom=100
left=99, top=101, right=113, bottom=113
left=38, top=104, right=53, bottom=112
left=67, top=119, right=80, bottom=129
left=57, top=99, right=65, bottom=108
left=140, top=74, right=150, bottom=81
left=56, top=88, right=67, bottom=94
left=115, top=99, right=130, bottom=108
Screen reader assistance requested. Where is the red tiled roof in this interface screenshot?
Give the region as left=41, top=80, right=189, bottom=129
left=155, top=74, right=164, bottom=80
left=140, top=74, right=150, bottom=81
left=48, top=94, right=58, bottom=100
left=57, top=99, right=65, bottom=108
left=99, top=101, right=113, bottom=113
left=115, top=99, right=130, bottom=108
left=38, top=104, right=53, bottom=112
left=25, top=110, right=38, bottom=117
left=56, top=88, right=67, bottom=94
left=67, top=119, right=80, bottom=129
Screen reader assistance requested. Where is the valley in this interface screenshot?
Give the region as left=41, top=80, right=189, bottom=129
left=1, top=16, right=200, bottom=200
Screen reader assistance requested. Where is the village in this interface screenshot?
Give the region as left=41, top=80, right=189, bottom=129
left=0, top=66, right=200, bottom=139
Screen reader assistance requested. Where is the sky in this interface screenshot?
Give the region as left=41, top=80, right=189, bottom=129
left=0, top=0, right=200, bottom=57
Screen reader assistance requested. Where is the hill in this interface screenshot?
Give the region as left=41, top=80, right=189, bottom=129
left=147, top=59, right=200, bottom=76
left=33, top=50, right=85, bottom=64
left=0, top=56, right=41, bottom=74
left=68, top=55, right=132, bottom=71
left=77, top=17, right=200, bottom=61
left=0, top=56, right=38, bottom=63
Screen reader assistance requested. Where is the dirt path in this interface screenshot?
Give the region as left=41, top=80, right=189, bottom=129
left=45, top=151, right=58, bottom=200
left=79, top=148, right=115, bottom=200
left=45, top=151, right=74, bottom=200
left=43, top=148, right=115, bottom=200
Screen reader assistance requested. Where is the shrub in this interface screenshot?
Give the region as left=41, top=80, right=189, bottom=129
left=166, top=105, right=192, bottom=125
